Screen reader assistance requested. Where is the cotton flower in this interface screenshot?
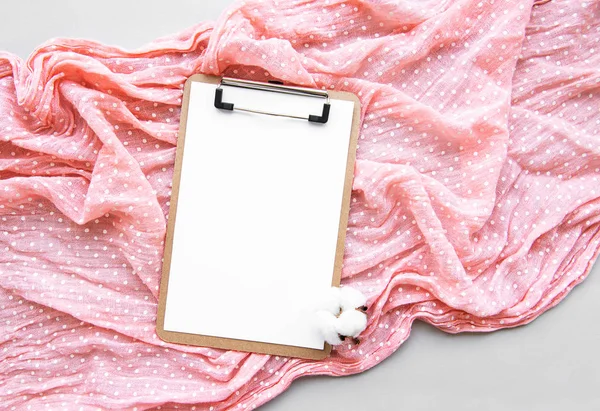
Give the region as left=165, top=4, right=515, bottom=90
left=315, top=286, right=368, bottom=346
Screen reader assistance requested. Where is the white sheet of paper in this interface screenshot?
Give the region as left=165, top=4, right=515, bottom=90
left=163, top=81, right=355, bottom=350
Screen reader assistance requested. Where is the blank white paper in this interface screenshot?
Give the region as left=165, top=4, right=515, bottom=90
left=163, top=81, right=355, bottom=350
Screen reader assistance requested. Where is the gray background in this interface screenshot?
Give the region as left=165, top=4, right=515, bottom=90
left=1, top=1, right=599, bottom=410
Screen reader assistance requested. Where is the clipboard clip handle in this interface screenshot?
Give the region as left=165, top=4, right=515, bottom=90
left=214, top=77, right=331, bottom=124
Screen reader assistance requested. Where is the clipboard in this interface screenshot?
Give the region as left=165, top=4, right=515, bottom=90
left=156, top=74, right=361, bottom=360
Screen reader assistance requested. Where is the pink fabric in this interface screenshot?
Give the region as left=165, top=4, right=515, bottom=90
left=1, top=0, right=599, bottom=409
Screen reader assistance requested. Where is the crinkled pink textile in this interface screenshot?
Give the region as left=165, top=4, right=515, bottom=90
left=1, top=0, right=599, bottom=409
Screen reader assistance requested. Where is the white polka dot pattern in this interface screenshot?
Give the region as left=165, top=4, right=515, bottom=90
left=0, top=0, right=598, bottom=409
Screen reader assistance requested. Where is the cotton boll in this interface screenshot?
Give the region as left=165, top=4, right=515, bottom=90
left=315, top=310, right=343, bottom=345
left=316, top=286, right=342, bottom=315
left=335, top=309, right=367, bottom=338
left=339, top=286, right=367, bottom=312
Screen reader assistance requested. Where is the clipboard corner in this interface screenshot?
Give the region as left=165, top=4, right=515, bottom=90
left=155, top=324, right=171, bottom=344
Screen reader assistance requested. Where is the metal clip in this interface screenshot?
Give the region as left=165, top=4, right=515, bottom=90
left=214, top=77, right=331, bottom=124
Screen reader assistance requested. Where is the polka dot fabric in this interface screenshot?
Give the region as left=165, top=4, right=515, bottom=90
left=1, top=0, right=599, bottom=409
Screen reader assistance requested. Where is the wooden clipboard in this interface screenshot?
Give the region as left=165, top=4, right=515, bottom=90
left=156, top=74, right=361, bottom=360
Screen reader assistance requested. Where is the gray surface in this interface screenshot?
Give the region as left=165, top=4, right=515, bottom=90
left=0, top=0, right=225, bottom=57
left=1, top=2, right=599, bottom=410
